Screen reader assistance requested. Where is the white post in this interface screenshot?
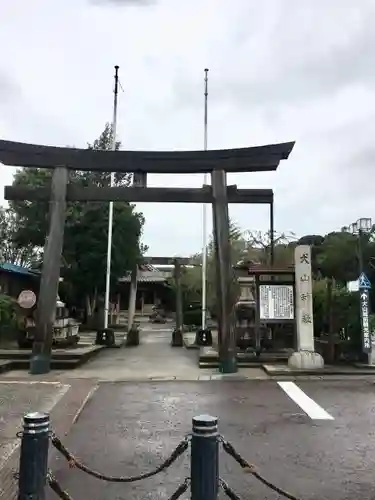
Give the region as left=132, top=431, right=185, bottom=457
left=288, top=245, right=324, bottom=369
left=103, top=65, right=119, bottom=330
left=201, top=68, right=209, bottom=330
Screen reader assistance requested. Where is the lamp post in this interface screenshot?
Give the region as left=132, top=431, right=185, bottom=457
left=343, top=218, right=373, bottom=364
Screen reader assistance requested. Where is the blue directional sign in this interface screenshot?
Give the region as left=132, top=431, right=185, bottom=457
left=358, top=272, right=371, bottom=290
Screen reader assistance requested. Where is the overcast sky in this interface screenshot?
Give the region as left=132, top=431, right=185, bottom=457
left=1, top=0, right=374, bottom=257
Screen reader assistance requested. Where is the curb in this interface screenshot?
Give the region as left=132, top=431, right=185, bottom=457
left=262, top=364, right=375, bottom=377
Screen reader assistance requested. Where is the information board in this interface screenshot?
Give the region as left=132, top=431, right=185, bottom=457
left=259, top=284, right=294, bottom=320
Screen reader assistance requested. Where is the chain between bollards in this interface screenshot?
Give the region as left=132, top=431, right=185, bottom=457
left=47, top=471, right=74, bottom=500
left=17, top=411, right=302, bottom=500
left=50, top=432, right=190, bottom=482
left=220, top=435, right=302, bottom=500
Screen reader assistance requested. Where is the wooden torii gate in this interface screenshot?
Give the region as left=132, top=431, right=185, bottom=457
left=0, top=139, right=294, bottom=374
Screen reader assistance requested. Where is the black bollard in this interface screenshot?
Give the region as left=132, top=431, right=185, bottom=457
left=18, top=412, right=50, bottom=500
left=171, top=328, right=183, bottom=347
left=191, top=415, right=219, bottom=500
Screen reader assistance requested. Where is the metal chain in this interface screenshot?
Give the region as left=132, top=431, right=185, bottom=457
left=220, top=436, right=302, bottom=500
left=47, top=470, right=190, bottom=500
left=219, top=478, right=242, bottom=500
left=167, top=477, right=190, bottom=500
left=47, top=471, right=74, bottom=500
left=51, top=432, right=190, bottom=483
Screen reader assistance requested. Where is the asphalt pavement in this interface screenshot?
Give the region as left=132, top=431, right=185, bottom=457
left=47, top=379, right=375, bottom=500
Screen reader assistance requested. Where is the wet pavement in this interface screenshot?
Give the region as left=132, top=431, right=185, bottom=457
left=64, top=326, right=203, bottom=381
left=0, top=379, right=96, bottom=499
left=0, top=381, right=69, bottom=469
left=47, top=379, right=375, bottom=500
left=3, top=326, right=375, bottom=498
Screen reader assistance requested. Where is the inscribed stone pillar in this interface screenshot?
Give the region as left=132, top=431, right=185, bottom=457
left=288, top=245, right=324, bottom=369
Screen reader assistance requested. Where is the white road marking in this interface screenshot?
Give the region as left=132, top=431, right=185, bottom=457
left=71, top=385, right=98, bottom=427
left=278, top=381, right=334, bottom=420
left=0, top=381, right=64, bottom=385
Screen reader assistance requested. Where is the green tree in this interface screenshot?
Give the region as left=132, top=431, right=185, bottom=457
left=177, top=225, right=295, bottom=316
left=9, top=123, right=146, bottom=316
left=317, top=231, right=358, bottom=284
left=0, top=207, right=41, bottom=267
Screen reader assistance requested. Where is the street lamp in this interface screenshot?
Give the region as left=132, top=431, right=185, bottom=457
left=348, top=218, right=372, bottom=274
left=345, top=218, right=373, bottom=364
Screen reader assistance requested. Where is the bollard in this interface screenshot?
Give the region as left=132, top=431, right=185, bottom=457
left=191, top=415, right=219, bottom=500
left=18, top=412, right=50, bottom=500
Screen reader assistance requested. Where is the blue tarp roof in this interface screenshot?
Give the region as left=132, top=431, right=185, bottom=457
left=0, top=263, right=40, bottom=277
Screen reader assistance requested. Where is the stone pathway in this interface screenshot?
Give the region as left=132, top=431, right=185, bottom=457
left=59, top=328, right=267, bottom=381
left=0, top=326, right=268, bottom=382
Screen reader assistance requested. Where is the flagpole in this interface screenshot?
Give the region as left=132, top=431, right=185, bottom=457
left=201, top=68, right=209, bottom=329
left=104, top=65, right=119, bottom=329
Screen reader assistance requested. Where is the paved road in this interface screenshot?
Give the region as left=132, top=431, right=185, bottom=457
left=47, top=379, right=375, bottom=500
left=0, top=379, right=96, bottom=499
left=0, top=382, right=71, bottom=468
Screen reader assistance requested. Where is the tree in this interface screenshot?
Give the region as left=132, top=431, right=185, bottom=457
left=317, top=232, right=358, bottom=284
left=242, top=230, right=295, bottom=266
left=177, top=225, right=296, bottom=316
left=0, top=207, right=41, bottom=267
left=9, top=123, right=147, bottom=316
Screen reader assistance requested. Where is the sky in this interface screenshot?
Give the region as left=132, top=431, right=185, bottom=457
left=1, top=0, right=375, bottom=257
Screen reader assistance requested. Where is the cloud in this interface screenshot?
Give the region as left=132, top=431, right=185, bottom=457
left=89, top=0, right=156, bottom=6
left=172, top=1, right=375, bottom=113
left=0, top=70, right=22, bottom=105
left=1, top=0, right=375, bottom=254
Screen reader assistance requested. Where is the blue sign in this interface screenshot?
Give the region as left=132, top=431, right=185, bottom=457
left=358, top=272, right=372, bottom=290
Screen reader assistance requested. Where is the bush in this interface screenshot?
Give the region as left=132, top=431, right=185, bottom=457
left=0, top=294, right=18, bottom=341
left=313, top=281, right=362, bottom=355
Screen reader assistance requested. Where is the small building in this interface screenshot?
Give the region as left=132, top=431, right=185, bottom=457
left=0, top=263, right=40, bottom=299
left=117, top=264, right=175, bottom=316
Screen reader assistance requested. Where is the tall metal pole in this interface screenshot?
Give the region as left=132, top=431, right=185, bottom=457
left=358, top=229, right=364, bottom=274
left=201, top=68, right=209, bottom=329
left=104, top=65, right=119, bottom=330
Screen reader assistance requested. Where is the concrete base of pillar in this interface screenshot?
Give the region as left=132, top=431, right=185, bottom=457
left=288, top=350, right=324, bottom=370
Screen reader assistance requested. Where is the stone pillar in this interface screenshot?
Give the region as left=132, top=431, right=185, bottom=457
left=288, top=245, right=324, bottom=369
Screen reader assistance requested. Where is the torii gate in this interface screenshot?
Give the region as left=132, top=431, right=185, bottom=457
left=0, top=139, right=294, bottom=374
